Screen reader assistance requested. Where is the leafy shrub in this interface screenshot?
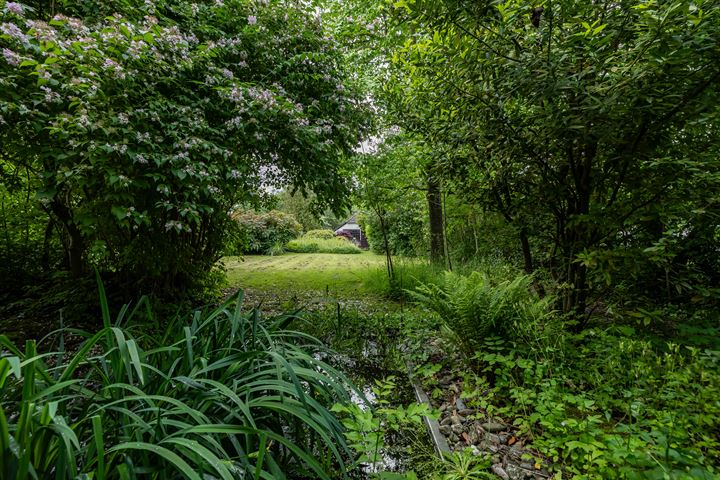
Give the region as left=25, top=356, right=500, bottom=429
left=0, top=2, right=370, bottom=289
left=305, top=229, right=337, bottom=240
left=470, top=329, right=720, bottom=479
left=0, top=280, right=357, bottom=479
left=409, top=272, right=557, bottom=350
left=287, top=235, right=361, bottom=254
left=228, top=210, right=302, bottom=255
left=360, top=206, right=426, bottom=257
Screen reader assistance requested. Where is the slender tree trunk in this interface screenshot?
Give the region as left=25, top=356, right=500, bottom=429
left=427, top=176, right=445, bottom=265
left=376, top=210, right=394, bottom=281
left=1, top=199, right=10, bottom=253
left=65, top=222, right=84, bottom=278
left=472, top=215, right=479, bottom=255
left=519, top=227, right=534, bottom=275
left=41, top=218, right=54, bottom=272
left=50, top=198, right=85, bottom=277
left=442, top=190, right=452, bottom=271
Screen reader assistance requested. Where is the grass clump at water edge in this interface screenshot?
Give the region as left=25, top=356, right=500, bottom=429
left=0, top=275, right=361, bottom=479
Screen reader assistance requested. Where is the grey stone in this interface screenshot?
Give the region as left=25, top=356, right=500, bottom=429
left=505, top=464, right=528, bottom=480
left=440, top=416, right=453, bottom=426
left=451, top=423, right=465, bottom=435
left=485, top=433, right=502, bottom=444
left=482, top=421, right=506, bottom=433
left=498, top=433, right=510, bottom=444
left=455, top=397, right=468, bottom=411
left=439, top=425, right=451, bottom=436
left=505, top=444, right=524, bottom=462
left=492, top=454, right=502, bottom=464
left=492, top=464, right=510, bottom=480
left=458, top=408, right=474, bottom=416
left=451, top=414, right=464, bottom=425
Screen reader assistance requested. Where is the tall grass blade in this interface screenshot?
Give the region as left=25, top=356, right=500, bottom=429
left=108, top=442, right=202, bottom=480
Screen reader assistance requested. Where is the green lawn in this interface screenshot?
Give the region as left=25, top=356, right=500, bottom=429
left=223, top=252, right=388, bottom=297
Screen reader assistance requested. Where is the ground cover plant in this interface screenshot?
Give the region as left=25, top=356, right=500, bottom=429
left=408, top=271, right=720, bottom=479
left=0, top=279, right=359, bottom=479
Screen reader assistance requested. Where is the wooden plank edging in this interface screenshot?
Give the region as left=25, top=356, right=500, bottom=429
left=407, top=363, right=451, bottom=459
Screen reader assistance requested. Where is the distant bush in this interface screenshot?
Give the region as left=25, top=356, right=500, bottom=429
left=305, top=229, right=337, bottom=240
left=359, top=203, right=426, bottom=257
left=227, top=210, right=301, bottom=255
left=287, top=235, right=361, bottom=254
left=335, top=230, right=355, bottom=243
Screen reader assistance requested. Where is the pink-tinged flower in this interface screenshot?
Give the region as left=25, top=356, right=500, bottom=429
left=247, top=15, right=257, bottom=25
left=1, top=22, right=27, bottom=42
left=40, top=85, right=61, bottom=103
left=2, top=48, right=21, bottom=66
left=6, top=2, right=24, bottom=16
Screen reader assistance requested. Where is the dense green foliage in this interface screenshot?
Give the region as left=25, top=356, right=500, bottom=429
left=0, top=0, right=369, bottom=292
left=287, top=234, right=361, bottom=254
left=305, top=229, right=338, bottom=240
left=471, top=326, right=720, bottom=478
left=227, top=210, right=301, bottom=255
left=385, top=0, right=720, bottom=313
left=273, top=190, right=343, bottom=233
left=355, top=135, right=429, bottom=259
left=409, top=270, right=720, bottom=479
left=2, top=0, right=720, bottom=478
left=0, top=282, right=358, bottom=479
left=0, top=162, right=59, bottom=294
left=410, top=272, right=557, bottom=351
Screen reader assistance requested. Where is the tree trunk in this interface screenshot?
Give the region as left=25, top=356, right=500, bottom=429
left=519, top=227, right=534, bottom=275
left=427, top=176, right=445, bottom=265
left=65, top=222, right=84, bottom=277
left=376, top=210, right=394, bottom=281
left=50, top=198, right=85, bottom=277
left=41, top=218, right=54, bottom=272
left=558, top=141, right=596, bottom=317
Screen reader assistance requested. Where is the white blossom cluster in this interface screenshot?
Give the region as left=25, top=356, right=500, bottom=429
left=0, top=0, right=368, bottom=238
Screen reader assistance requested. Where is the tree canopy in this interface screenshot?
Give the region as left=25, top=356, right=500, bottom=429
left=383, top=0, right=720, bottom=314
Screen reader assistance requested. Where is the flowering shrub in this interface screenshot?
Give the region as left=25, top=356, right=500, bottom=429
left=227, top=209, right=301, bottom=255
left=0, top=0, right=370, bottom=291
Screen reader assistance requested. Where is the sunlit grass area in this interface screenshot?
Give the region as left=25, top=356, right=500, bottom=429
left=224, top=252, right=387, bottom=296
